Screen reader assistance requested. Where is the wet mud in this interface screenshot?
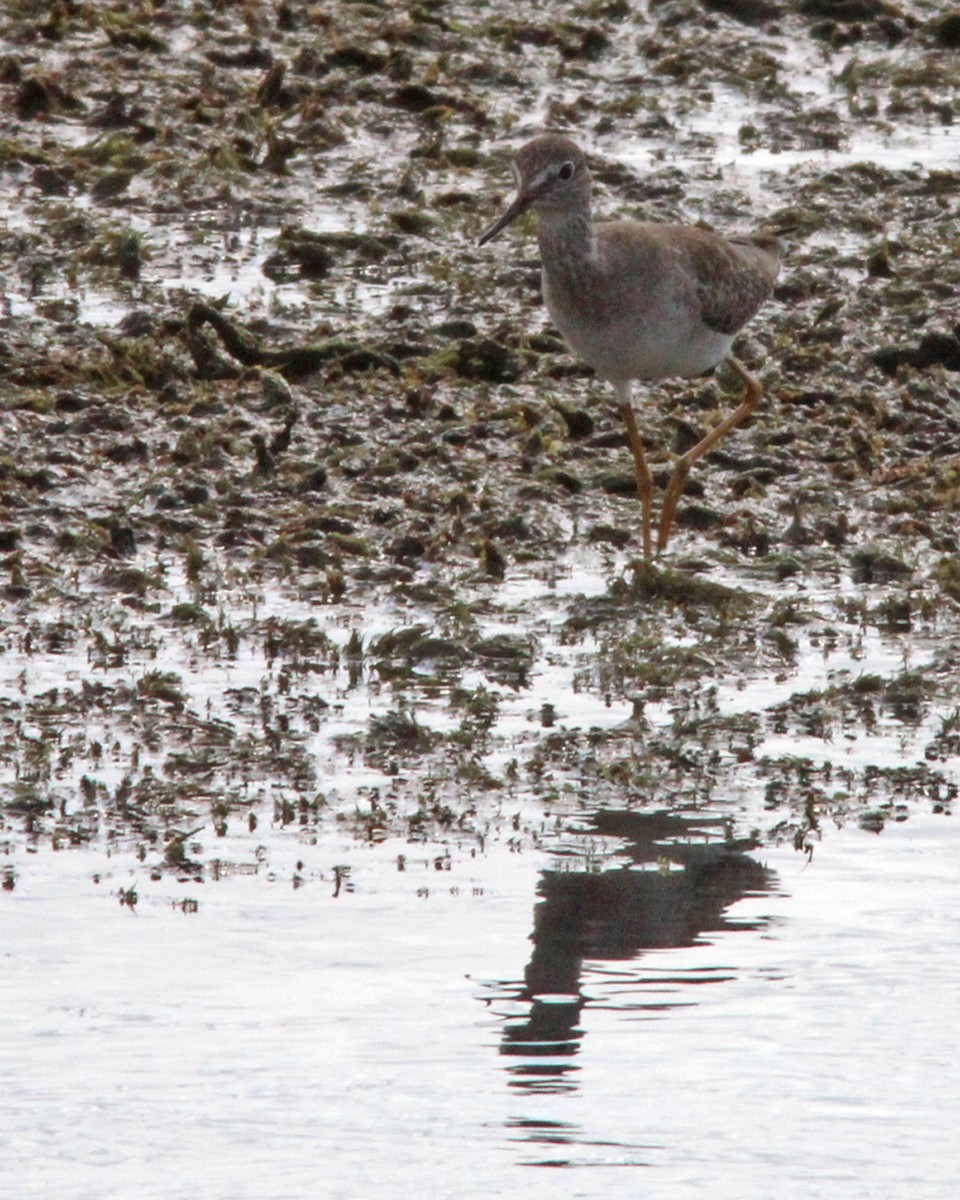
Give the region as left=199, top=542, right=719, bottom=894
left=1, top=0, right=959, bottom=893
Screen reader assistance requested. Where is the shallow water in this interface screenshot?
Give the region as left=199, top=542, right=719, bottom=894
left=4, top=804, right=958, bottom=1199
left=3, top=545, right=959, bottom=1196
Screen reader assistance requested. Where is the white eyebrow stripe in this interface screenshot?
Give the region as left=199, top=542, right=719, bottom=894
left=528, top=165, right=556, bottom=190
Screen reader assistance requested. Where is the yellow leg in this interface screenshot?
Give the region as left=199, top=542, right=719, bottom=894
left=657, top=357, right=764, bottom=553
left=618, top=394, right=653, bottom=563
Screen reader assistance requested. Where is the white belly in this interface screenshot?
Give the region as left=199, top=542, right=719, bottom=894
left=543, top=272, right=733, bottom=383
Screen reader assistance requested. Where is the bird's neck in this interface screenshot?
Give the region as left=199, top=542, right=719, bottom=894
left=536, top=206, right=596, bottom=271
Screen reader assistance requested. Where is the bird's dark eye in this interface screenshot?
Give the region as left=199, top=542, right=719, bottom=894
left=557, top=160, right=576, bottom=181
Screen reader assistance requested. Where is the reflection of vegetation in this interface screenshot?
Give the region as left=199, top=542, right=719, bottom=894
left=596, top=632, right=714, bottom=696
left=450, top=685, right=499, bottom=737
left=767, top=670, right=937, bottom=739
left=136, top=671, right=186, bottom=707
left=368, top=708, right=437, bottom=752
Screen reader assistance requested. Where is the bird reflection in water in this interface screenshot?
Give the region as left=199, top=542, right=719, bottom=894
left=490, top=809, right=774, bottom=1100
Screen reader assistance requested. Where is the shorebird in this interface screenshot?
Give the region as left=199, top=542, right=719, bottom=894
left=478, top=133, right=780, bottom=561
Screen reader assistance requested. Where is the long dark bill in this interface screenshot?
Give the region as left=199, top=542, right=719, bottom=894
left=477, top=191, right=533, bottom=246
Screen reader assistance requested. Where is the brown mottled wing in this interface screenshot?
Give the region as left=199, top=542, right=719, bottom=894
left=692, top=231, right=781, bottom=337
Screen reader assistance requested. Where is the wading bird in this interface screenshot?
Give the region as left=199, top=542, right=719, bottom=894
left=479, top=134, right=780, bottom=561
